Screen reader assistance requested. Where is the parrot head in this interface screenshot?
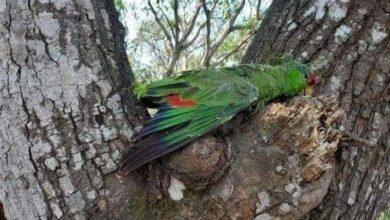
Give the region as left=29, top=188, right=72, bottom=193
left=293, top=62, right=320, bottom=96
left=295, top=63, right=320, bottom=86
left=271, top=57, right=320, bottom=86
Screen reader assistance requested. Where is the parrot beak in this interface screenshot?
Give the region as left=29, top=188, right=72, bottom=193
left=305, top=72, right=319, bottom=96
left=307, top=72, right=320, bottom=85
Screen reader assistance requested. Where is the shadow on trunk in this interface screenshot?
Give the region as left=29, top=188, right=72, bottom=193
left=0, top=202, right=5, bottom=220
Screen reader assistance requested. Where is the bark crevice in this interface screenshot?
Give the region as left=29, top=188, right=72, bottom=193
left=0, top=0, right=145, bottom=219
left=243, top=0, right=389, bottom=219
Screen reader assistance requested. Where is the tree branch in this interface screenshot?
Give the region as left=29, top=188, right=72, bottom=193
left=158, top=4, right=177, bottom=39
left=203, top=0, right=246, bottom=66
left=147, top=0, right=174, bottom=49
left=164, top=0, right=203, bottom=76
left=178, top=1, right=203, bottom=46
left=211, top=0, right=245, bottom=52
left=211, top=32, right=253, bottom=66
left=173, top=0, right=180, bottom=44
left=183, top=22, right=206, bottom=49
left=201, top=0, right=212, bottom=67
left=256, top=0, right=262, bottom=20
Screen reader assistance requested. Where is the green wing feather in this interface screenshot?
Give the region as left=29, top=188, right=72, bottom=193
left=119, top=62, right=309, bottom=174
left=119, top=68, right=259, bottom=174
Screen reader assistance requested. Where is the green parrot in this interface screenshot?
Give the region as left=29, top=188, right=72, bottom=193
left=119, top=60, right=319, bottom=175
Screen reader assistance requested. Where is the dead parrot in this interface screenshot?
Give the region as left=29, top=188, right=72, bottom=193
left=119, top=60, right=319, bottom=175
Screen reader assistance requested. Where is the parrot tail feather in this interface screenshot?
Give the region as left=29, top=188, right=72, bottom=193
left=118, top=122, right=191, bottom=175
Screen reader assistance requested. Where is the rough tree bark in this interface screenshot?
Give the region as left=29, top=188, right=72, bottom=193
left=0, top=0, right=147, bottom=219
left=0, top=0, right=388, bottom=220
left=243, top=0, right=390, bottom=219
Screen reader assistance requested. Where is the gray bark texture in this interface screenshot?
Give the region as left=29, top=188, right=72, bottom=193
left=0, top=0, right=147, bottom=219
left=243, top=0, right=390, bottom=219
left=0, top=0, right=388, bottom=220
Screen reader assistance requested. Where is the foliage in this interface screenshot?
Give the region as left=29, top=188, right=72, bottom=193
left=115, top=0, right=126, bottom=16
left=117, top=0, right=270, bottom=81
left=378, top=211, right=390, bottom=220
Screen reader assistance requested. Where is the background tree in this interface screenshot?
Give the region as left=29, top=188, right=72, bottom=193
left=121, top=0, right=268, bottom=79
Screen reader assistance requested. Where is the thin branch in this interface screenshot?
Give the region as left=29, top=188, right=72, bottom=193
left=256, top=0, right=262, bottom=20
left=173, top=0, right=180, bottom=44
left=178, top=1, right=202, bottom=45
left=183, top=22, right=206, bottom=49
left=231, top=25, right=248, bottom=31
left=146, top=40, right=168, bottom=65
left=202, top=0, right=246, bottom=66
left=147, top=0, right=174, bottom=49
left=211, top=32, right=253, bottom=66
left=158, top=4, right=176, bottom=39
left=165, top=0, right=202, bottom=76
left=182, top=0, right=217, bottom=48
left=201, top=0, right=212, bottom=66
left=210, top=0, right=218, bottom=14
left=211, top=0, right=245, bottom=53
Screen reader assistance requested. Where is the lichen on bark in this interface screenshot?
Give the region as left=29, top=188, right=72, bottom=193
left=110, top=96, right=344, bottom=219
left=0, top=0, right=388, bottom=219
left=0, top=0, right=145, bottom=219
left=243, top=0, right=390, bottom=219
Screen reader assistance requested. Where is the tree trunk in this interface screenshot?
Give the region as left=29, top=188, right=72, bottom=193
left=1, top=0, right=388, bottom=220
left=0, top=0, right=147, bottom=219
left=243, top=0, right=390, bottom=219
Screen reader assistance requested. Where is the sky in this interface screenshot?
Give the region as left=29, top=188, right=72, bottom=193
left=120, top=0, right=273, bottom=68
left=122, top=0, right=273, bottom=42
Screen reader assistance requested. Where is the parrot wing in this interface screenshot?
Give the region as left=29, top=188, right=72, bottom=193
left=119, top=70, right=259, bottom=174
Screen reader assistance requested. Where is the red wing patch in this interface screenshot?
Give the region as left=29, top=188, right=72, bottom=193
left=166, top=94, right=197, bottom=107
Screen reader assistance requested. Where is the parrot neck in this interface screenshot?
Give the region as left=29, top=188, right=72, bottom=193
left=249, top=65, right=307, bottom=103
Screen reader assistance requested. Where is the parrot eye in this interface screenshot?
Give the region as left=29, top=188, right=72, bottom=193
left=297, top=65, right=310, bottom=78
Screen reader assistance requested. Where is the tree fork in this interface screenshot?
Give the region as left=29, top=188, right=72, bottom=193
left=0, top=0, right=388, bottom=219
